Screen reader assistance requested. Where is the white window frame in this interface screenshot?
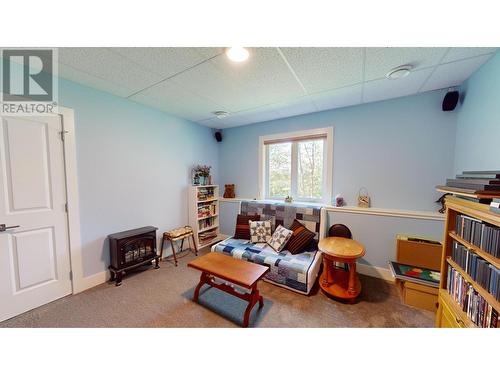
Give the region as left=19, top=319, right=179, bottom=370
left=258, top=127, right=333, bottom=204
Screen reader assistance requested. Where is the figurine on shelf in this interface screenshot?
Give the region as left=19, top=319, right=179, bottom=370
left=284, top=195, right=293, bottom=203
left=223, top=184, right=235, bottom=198
left=335, top=194, right=345, bottom=207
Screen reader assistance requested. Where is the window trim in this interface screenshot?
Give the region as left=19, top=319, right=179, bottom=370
left=258, top=127, right=333, bottom=204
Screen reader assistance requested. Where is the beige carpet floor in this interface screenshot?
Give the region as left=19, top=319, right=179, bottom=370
left=0, top=248, right=435, bottom=328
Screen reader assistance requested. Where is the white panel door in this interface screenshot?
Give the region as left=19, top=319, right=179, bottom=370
left=0, top=115, right=72, bottom=322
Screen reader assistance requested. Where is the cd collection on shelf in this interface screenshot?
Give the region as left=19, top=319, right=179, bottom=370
left=455, top=214, right=500, bottom=257
left=451, top=241, right=500, bottom=301
left=447, top=266, right=499, bottom=328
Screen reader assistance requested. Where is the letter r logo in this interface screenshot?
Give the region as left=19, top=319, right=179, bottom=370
left=2, top=49, right=53, bottom=102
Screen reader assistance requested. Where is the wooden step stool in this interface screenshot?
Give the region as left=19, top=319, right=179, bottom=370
left=160, top=226, right=198, bottom=266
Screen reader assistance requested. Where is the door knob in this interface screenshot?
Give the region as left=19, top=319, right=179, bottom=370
left=0, top=224, right=20, bottom=232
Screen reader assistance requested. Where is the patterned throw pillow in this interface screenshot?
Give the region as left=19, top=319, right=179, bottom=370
left=267, top=225, right=293, bottom=252
left=234, top=214, right=260, bottom=240
left=249, top=220, right=272, bottom=243
left=286, top=219, right=316, bottom=254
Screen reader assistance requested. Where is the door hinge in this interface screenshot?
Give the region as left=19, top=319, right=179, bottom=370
left=64, top=202, right=68, bottom=212
left=60, top=130, right=68, bottom=141
left=69, top=270, right=73, bottom=280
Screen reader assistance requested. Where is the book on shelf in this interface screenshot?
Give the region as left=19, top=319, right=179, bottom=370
left=457, top=173, right=500, bottom=179
left=447, top=266, right=499, bottom=328
left=455, top=214, right=500, bottom=258
left=197, top=186, right=216, bottom=201
left=446, top=178, right=500, bottom=191
left=197, top=203, right=217, bottom=218
left=462, top=170, right=500, bottom=176
left=198, top=216, right=216, bottom=230
left=451, top=241, right=500, bottom=301
left=198, top=229, right=218, bottom=241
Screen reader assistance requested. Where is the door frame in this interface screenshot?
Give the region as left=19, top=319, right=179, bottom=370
left=58, top=106, right=85, bottom=294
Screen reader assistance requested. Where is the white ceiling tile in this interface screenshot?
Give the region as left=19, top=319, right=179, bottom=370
left=171, top=48, right=304, bottom=112
left=272, top=97, right=317, bottom=118
left=365, top=47, right=448, bottom=80
left=363, top=68, right=433, bottom=104
left=441, top=47, right=498, bottom=63
left=195, top=47, right=225, bottom=59
left=420, top=54, right=493, bottom=92
left=59, top=48, right=162, bottom=94
left=170, top=60, right=249, bottom=112
left=309, top=84, right=363, bottom=111
left=58, top=63, right=134, bottom=97
left=110, top=47, right=221, bottom=77
left=280, top=47, right=364, bottom=93
left=129, top=79, right=225, bottom=121
left=206, top=105, right=283, bottom=128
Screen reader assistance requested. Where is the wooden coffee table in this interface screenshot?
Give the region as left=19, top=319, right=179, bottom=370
left=187, top=252, right=269, bottom=327
left=318, top=237, right=366, bottom=302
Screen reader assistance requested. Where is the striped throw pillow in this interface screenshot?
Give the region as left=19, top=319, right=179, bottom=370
left=286, top=219, right=316, bottom=254
left=234, top=214, right=260, bottom=240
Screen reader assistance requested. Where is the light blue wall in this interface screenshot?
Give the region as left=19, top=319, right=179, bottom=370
left=455, top=52, right=500, bottom=173
left=57, top=79, right=219, bottom=276
left=219, top=89, right=457, bottom=212
left=327, top=212, right=443, bottom=268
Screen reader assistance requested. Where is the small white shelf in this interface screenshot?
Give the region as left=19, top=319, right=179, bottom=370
left=188, top=184, right=221, bottom=249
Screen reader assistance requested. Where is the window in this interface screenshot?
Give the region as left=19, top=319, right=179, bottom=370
left=260, top=128, right=332, bottom=203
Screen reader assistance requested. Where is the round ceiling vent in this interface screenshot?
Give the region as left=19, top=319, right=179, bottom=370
left=212, top=111, right=230, bottom=119
left=385, top=65, right=413, bottom=80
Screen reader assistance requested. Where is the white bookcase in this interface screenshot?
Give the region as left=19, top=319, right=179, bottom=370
left=188, top=185, right=227, bottom=249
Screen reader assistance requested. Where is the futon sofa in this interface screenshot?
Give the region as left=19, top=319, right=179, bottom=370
left=211, top=200, right=324, bottom=294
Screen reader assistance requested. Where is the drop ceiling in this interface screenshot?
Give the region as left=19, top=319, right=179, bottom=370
left=57, top=47, right=498, bottom=128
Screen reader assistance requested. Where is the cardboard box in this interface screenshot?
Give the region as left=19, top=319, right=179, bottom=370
left=398, top=280, right=439, bottom=312
left=396, top=234, right=442, bottom=271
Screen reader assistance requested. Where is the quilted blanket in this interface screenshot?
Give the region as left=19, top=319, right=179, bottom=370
left=213, top=238, right=320, bottom=293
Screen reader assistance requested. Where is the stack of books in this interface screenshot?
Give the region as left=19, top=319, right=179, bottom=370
left=452, top=241, right=500, bottom=301
left=198, top=229, right=218, bottom=243
left=455, top=214, right=500, bottom=258
left=447, top=266, right=499, bottom=328
left=437, top=170, right=500, bottom=199
left=446, top=171, right=500, bottom=191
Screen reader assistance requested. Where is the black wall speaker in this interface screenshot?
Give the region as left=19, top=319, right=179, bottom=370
left=442, top=91, right=459, bottom=111
left=214, top=130, right=223, bottom=142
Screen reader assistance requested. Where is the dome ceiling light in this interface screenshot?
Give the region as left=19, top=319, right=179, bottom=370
left=225, top=47, right=249, bottom=62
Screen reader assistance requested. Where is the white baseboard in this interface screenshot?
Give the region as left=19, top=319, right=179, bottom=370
left=73, top=260, right=394, bottom=295
left=356, top=263, right=394, bottom=282
left=73, top=270, right=109, bottom=294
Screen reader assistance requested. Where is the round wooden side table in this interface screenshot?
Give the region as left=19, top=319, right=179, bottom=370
left=318, top=237, right=366, bottom=302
